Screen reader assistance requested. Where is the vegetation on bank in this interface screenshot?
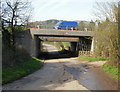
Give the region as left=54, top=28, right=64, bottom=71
left=1, top=1, right=43, bottom=85
left=78, top=56, right=108, bottom=62
left=42, top=42, right=70, bottom=51
left=102, top=63, right=118, bottom=80
left=62, top=42, right=70, bottom=50
left=2, top=57, right=43, bottom=84
left=93, top=2, right=119, bottom=66
left=93, top=1, right=119, bottom=81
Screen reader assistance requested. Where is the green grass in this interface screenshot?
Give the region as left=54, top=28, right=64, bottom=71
left=62, top=42, right=70, bottom=50
left=78, top=56, right=108, bottom=62
left=2, top=57, right=44, bottom=84
left=102, top=63, right=119, bottom=80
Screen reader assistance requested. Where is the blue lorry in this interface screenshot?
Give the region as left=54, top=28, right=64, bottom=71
left=53, top=21, right=78, bottom=30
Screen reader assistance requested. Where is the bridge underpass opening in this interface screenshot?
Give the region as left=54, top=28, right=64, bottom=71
left=38, top=37, right=79, bottom=60
left=34, top=36, right=93, bottom=60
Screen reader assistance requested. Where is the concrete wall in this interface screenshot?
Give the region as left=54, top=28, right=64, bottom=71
left=32, top=36, right=41, bottom=57
left=70, top=42, right=79, bottom=56
left=91, top=37, right=94, bottom=52
left=15, top=29, right=41, bottom=57
left=70, top=42, right=77, bottom=52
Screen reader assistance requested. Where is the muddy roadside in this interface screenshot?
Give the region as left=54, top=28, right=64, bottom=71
left=68, top=59, right=119, bottom=90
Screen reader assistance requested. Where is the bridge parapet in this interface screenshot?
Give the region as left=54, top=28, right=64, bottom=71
left=30, top=29, right=95, bottom=37
left=29, top=25, right=95, bottom=31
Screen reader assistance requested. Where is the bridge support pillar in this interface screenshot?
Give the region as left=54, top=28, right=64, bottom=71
left=70, top=42, right=79, bottom=56
left=91, top=37, right=94, bottom=52
left=70, top=42, right=77, bottom=52
left=31, top=36, right=41, bottom=57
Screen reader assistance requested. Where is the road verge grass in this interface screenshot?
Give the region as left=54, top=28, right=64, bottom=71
left=78, top=56, right=108, bottom=62
left=2, top=57, right=44, bottom=84
left=102, top=63, right=119, bottom=80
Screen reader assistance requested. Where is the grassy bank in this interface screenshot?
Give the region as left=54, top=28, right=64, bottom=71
left=62, top=42, right=70, bottom=50
left=43, top=42, right=70, bottom=51
left=78, top=56, right=108, bottom=62
left=2, top=57, right=44, bottom=84
left=102, top=63, right=118, bottom=80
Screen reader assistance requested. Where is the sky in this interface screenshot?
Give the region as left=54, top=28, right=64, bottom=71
left=31, top=0, right=115, bottom=22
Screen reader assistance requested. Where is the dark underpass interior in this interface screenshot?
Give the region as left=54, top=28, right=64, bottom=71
left=38, top=50, right=78, bottom=60
left=38, top=41, right=78, bottom=60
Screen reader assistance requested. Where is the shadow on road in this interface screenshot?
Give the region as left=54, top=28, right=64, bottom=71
left=38, top=50, right=78, bottom=60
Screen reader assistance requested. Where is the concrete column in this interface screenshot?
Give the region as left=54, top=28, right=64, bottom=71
left=78, top=38, right=83, bottom=51
left=78, top=38, right=82, bottom=50
left=70, top=42, right=78, bottom=56
left=91, top=37, right=94, bottom=52
left=70, top=42, right=77, bottom=52
left=31, top=36, right=40, bottom=57
left=76, top=41, right=80, bottom=56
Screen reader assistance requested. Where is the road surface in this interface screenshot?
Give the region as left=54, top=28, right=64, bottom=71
left=2, top=44, right=118, bottom=91
left=2, top=44, right=88, bottom=90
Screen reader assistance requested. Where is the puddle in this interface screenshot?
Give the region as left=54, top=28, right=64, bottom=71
left=64, top=65, right=118, bottom=90
left=64, top=65, right=83, bottom=80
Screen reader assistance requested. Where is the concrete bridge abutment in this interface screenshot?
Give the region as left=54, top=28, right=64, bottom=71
left=70, top=42, right=77, bottom=52
left=70, top=42, right=79, bottom=56
left=15, top=29, right=41, bottom=57
left=31, top=36, right=41, bottom=57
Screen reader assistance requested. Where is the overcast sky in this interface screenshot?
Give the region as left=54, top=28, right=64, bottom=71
left=31, top=0, right=116, bottom=22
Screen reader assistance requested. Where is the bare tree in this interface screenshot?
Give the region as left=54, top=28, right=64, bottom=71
left=1, top=0, right=32, bottom=45
left=93, top=1, right=119, bottom=22
left=1, top=0, right=33, bottom=66
left=93, top=1, right=119, bottom=66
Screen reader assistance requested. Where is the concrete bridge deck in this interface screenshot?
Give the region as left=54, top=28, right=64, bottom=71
left=30, top=29, right=95, bottom=37
left=39, top=37, right=79, bottom=42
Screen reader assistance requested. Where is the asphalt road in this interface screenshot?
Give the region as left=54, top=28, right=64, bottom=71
left=2, top=44, right=88, bottom=90
left=2, top=44, right=118, bottom=91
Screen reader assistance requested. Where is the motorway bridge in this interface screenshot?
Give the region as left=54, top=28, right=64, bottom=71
left=15, top=29, right=95, bottom=57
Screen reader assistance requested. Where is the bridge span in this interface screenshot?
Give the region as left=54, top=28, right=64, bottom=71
left=30, top=29, right=95, bottom=37
left=15, top=29, right=95, bottom=57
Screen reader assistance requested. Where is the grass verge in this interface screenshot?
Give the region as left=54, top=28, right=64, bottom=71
left=62, top=42, right=70, bottom=50
left=102, top=63, right=118, bottom=80
left=2, top=57, right=44, bottom=84
left=78, top=56, right=108, bottom=62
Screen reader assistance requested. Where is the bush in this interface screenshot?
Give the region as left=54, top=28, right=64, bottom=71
left=94, top=21, right=119, bottom=66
